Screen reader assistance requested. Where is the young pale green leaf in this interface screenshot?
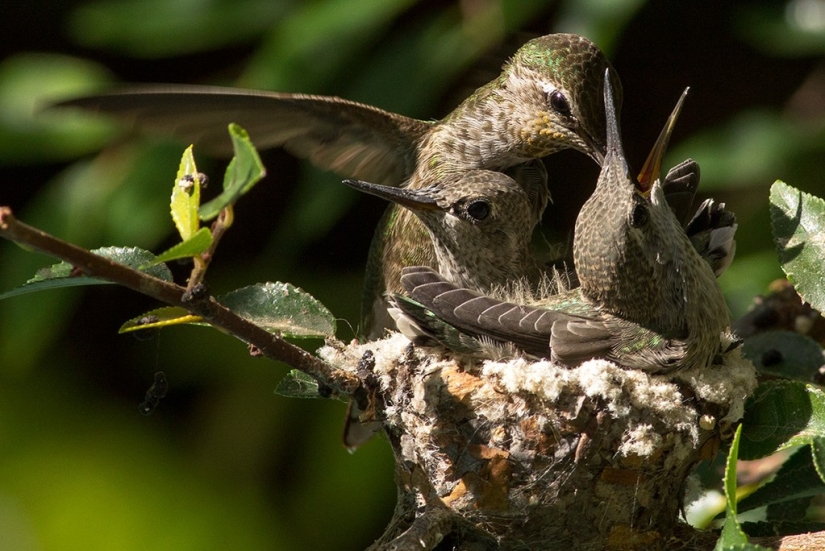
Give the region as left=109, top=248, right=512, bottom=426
left=218, top=282, right=335, bottom=338
left=274, top=370, right=322, bottom=399
left=737, top=446, right=825, bottom=514
left=770, top=181, right=825, bottom=313
left=740, top=380, right=825, bottom=460
left=149, top=227, right=213, bottom=265
left=742, top=331, right=825, bottom=381
left=170, top=145, right=201, bottom=241
left=119, top=306, right=205, bottom=334
left=0, top=246, right=172, bottom=300
left=199, top=124, right=265, bottom=220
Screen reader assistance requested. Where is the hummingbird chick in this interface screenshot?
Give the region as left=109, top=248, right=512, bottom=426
left=394, top=72, right=732, bottom=373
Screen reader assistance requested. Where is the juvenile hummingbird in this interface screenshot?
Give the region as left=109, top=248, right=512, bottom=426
left=343, top=170, right=550, bottom=296
left=57, top=33, right=619, bottom=337
left=393, top=72, right=731, bottom=373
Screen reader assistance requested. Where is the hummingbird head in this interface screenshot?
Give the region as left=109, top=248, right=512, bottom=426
left=343, top=171, right=540, bottom=291
left=502, top=33, right=621, bottom=163
left=574, top=70, right=699, bottom=334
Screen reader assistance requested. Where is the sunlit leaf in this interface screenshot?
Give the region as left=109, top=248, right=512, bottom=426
left=150, top=227, right=212, bottom=265
left=740, top=380, right=825, bottom=460
left=770, top=181, right=825, bottom=313
left=0, top=247, right=172, bottom=300
left=198, top=124, right=265, bottom=220
left=713, top=426, right=773, bottom=550
left=742, top=330, right=825, bottom=381
left=219, top=282, right=335, bottom=338
left=170, top=146, right=201, bottom=241
left=274, top=370, right=322, bottom=399
left=119, top=306, right=204, bottom=334
left=716, top=426, right=749, bottom=549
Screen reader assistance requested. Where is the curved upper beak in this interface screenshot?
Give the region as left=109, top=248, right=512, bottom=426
left=342, top=179, right=440, bottom=211
left=636, top=87, right=689, bottom=194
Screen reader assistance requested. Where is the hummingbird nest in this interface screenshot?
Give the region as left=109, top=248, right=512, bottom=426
left=319, top=333, right=757, bottom=550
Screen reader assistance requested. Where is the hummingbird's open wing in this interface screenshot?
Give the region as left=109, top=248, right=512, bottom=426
left=56, top=85, right=434, bottom=186
left=662, top=158, right=700, bottom=226
left=661, top=159, right=737, bottom=277
left=685, top=198, right=737, bottom=277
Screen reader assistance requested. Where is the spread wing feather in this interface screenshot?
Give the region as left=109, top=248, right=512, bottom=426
left=57, top=85, right=434, bottom=186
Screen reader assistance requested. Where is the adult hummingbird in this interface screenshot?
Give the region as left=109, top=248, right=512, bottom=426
left=392, top=72, right=731, bottom=373
left=57, top=33, right=619, bottom=338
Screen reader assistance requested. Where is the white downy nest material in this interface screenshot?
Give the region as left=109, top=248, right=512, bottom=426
left=319, top=332, right=757, bottom=463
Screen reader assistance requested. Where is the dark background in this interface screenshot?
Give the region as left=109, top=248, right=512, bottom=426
left=0, top=1, right=823, bottom=549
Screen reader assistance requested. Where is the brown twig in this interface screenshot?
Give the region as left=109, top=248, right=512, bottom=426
left=0, top=206, right=359, bottom=395
left=187, top=205, right=234, bottom=291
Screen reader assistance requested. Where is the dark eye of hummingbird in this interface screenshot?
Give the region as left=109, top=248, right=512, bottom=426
left=630, top=202, right=649, bottom=228
left=465, top=200, right=491, bottom=221
left=548, top=90, right=572, bottom=117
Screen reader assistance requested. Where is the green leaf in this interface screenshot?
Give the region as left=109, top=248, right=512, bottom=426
left=740, top=380, right=825, bottom=460
left=741, top=331, right=825, bottom=381
left=770, top=181, right=825, bottom=313
left=218, top=282, right=335, bottom=338
left=716, top=425, right=749, bottom=549
left=198, top=124, right=265, bottom=220
left=150, top=227, right=213, bottom=265
left=714, top=426, right=773, bottom=551
left=737, top=446, right=825, bottom=514
left=0, top=247, right=172, bottom=300
left=274, top=370, right=322, bottom=399
left=119, top=306, right=205, bottom=334
left=170, top=145, right=201, bottom=241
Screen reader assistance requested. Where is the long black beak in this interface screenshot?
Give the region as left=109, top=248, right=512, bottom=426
left=342, top=179, right=440, bottom=211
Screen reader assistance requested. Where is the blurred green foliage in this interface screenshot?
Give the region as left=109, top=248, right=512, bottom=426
left=1, top=0, right=824, bottom=549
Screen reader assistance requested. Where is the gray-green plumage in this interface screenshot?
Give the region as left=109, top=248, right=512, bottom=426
left=56, top=34, right=620, bottom=338
left=394, top=74, right=731, bottom=373
left=344, top=170, right=549, bottom=295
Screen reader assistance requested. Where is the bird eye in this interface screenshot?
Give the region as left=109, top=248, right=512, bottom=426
left=548, top=90, right=572, bottom=117
left=630, top=202, right=649, bottom=228
left=466, top=200, right=491, bottom=221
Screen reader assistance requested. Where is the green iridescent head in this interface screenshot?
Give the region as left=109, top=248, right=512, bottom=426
left=504, top=33, right=622, bottom=162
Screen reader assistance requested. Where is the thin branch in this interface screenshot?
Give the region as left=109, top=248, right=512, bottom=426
left=188, top=205, right=233, bottom=291
left=0, top=206, right=359, bottom=395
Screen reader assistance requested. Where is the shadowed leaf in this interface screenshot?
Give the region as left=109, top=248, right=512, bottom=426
left=274, top=370, right=322, bottom=399
left=742, top=330, right=825, bottom=381
left=741, top=380, right=825, bottom=460
left=0, top=246, right=172, bottom=300
left=199, top=124, right=265, bottom=220
left=219, top=282, right=335, bottom=338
